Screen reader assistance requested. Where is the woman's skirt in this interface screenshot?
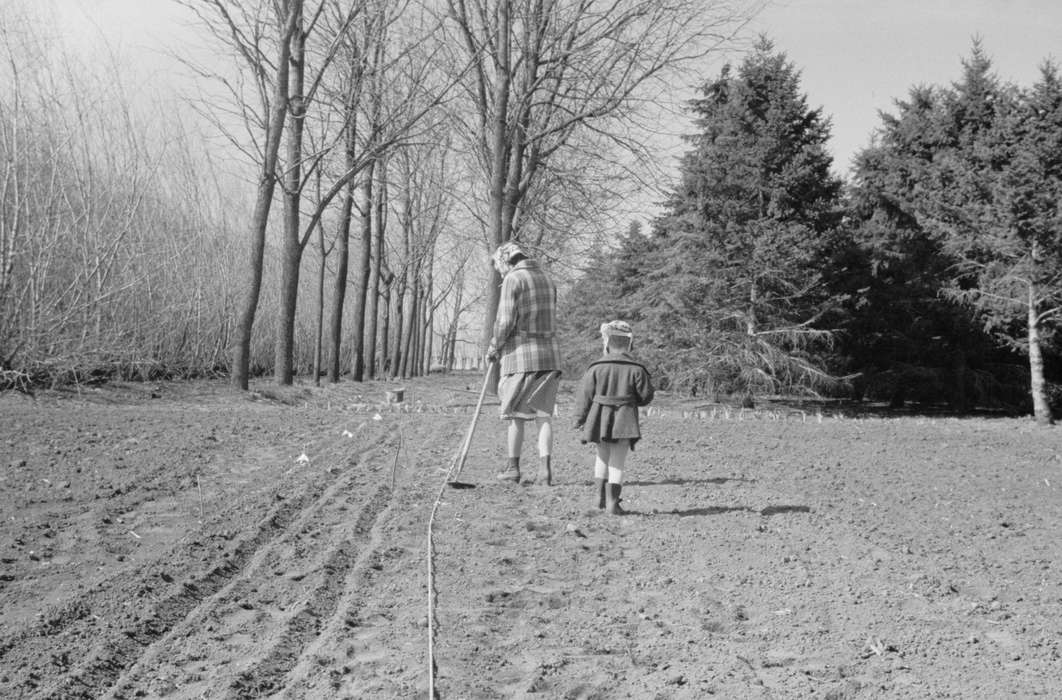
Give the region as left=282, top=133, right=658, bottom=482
left=498, top=370, right=560, bottom=420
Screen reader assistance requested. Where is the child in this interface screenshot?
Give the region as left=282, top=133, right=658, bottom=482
left=573, top=320, right=655, bottom=515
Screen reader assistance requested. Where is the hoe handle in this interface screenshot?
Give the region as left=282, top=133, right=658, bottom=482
left=449, top=360, right=494, bottom=482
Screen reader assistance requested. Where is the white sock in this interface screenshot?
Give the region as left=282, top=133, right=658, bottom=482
left=607, top=439, right=629, bottom=484
left=594, top=442, right=609, bottom=479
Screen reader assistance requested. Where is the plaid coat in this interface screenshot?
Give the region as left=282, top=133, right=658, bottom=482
left=490, top=260, right=561, bottom=375
left=573, top=351, right=654, bottom=447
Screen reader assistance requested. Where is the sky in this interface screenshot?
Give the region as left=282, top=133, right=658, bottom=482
left=44, top=0, right=1062, bottom=180
left=748, top=0, right=1062, bottom=175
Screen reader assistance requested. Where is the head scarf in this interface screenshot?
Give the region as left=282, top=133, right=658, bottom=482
left=492, top=241, right=526, bottom=271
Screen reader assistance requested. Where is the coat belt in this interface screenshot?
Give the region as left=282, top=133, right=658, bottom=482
left=517, top=330, right=555, bottom=339
left=593, top=394, right=635, bottom=407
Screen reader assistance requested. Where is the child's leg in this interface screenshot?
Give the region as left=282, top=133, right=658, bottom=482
left=593, top=442, right=610, bottom=509
left=605, top=439, right=630, bottom=515
left=594, top=442, right=611, bottom=480
left=606, top=439, right=629, bottom=484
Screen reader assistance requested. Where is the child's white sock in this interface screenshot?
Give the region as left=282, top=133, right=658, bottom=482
left=607, top=439, right=629, bottom=484
left=594, top=443, right=609, bottom=480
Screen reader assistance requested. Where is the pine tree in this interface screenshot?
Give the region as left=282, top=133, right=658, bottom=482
left=852, top=43, right=1061, bottom=422
left=558, top=220, right=651, bottom=375
left=635, top=38, right=845, bottom=395
left=845, top=81, right=1005, bottom=411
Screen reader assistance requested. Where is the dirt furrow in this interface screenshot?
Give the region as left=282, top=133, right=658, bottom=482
left=26, top=477, right=332, bottom=699
left=11, top=417, right=390, bottom=700
left=89, top=433, right=399, bottom=699
left=226, top=482, right=394, bottom=699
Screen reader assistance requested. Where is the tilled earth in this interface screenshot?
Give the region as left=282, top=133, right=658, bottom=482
left=1, top=374, right=1060, bottom=698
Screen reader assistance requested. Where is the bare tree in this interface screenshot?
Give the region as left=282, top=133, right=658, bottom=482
left=2, top=3, right=239, bottom=386
left=179, top=0, right=305, bottom=389
left=309, top=167, right=334, bottom=385
left=184, top=0, right=456, bottom=385
left=349, top=160, right=375, bottom=380
left=296, top=0, right=458, bottom=384
left=443, top=0, right=762, bottom=346
left=364, top=155, right=390, bottom=378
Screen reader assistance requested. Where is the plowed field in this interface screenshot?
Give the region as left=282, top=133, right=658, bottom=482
left=1, top=375, right=1059, bottom=698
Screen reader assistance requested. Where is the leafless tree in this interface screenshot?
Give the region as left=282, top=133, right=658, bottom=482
left=364, top=155, right=390, bottom=378
left=442, top=0, right=763, bottom=346
left=1, top=4, right=238, bottom=385
left=185, top=0, right=465, bottom=385
left=179, top=0, right=305, bottom=389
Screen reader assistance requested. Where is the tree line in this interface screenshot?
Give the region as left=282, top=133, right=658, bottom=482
left=0, top=0, right=758, bottom=391
left=2, top=4, right=1058, bottom=423
left=561, top=38, right=1062, bottom=424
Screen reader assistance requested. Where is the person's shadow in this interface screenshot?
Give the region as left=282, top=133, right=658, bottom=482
left=634, top=503, right=812, bottom=518
left=624, top=476, right=754, bottom=487
left=650, top=505, right=753, bottom=517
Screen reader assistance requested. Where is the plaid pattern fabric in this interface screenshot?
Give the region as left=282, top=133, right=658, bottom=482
left=491, top=260, right=561, bottom=375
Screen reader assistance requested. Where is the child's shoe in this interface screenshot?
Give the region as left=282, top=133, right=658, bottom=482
left=536, top=456, right=552, bottom=486
left=594, top=478, right=607, bottom=509
left=606, top=483, right=625, bottom=515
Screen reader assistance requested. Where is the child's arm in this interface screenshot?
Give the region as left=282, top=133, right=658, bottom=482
left=635, top=368, right=655, bottom=406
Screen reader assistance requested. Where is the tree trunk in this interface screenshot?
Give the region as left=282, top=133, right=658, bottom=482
left=326, top=110, right=361, bottom=384
left=1028, top=281, right=1053, bottom=425
left=380, top=282, right=391, bottom=376
left=231, top=1, right=301, bottom=390
left=389, top=277, right=404, bottom=378
left=350, top=160, right=374, bottom=381
left=416, top=274, right=429, bottom=376
left=313, top=216, right=326, bottom=387
left=410, top=287, right=421, bottom=378
left=416, top=284, right=427, bottom=375
left=401, top=273, right=418, bottom=379
left=274, top=7, right=306, bottom=385
left=366, top=160, right=386, bottom=379
left=480, top=0, right=512, bottom=351
left=328, top=178, right=355, bottom=382
left=444, top=271, right=464, bottom=370
left=747, top=281, right=758, bottom=336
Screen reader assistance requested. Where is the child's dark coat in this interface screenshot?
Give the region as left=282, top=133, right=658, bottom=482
left=573, top=351, right=655, bottom=447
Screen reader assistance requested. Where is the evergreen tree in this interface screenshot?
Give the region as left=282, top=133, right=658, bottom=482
left=845, top=81, right=1011, bottom=411
left=558, top=220, right=651, bottom=375
left=634, top=38, right=845, bottom=395
left=851, top=43, right=1062, bottom=421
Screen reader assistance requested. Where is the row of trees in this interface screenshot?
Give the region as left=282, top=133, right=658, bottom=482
left=562, top=39, right=1061, bottom=423
left=183, top=0, right=763, bottom=390
left=0, top=0, right=761, bottom=390
left=5, top=2, right=1057, bottom=422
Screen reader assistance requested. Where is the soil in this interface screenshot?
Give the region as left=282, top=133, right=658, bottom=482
left=1, top=374, right=1060, bottom=699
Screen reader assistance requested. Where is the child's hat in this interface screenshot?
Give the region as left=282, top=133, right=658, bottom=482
left=600, top=320, right=633, bottom=339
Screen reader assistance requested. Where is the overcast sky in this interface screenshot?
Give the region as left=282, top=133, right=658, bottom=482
left=49, top=0, right=1062, bottom=181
